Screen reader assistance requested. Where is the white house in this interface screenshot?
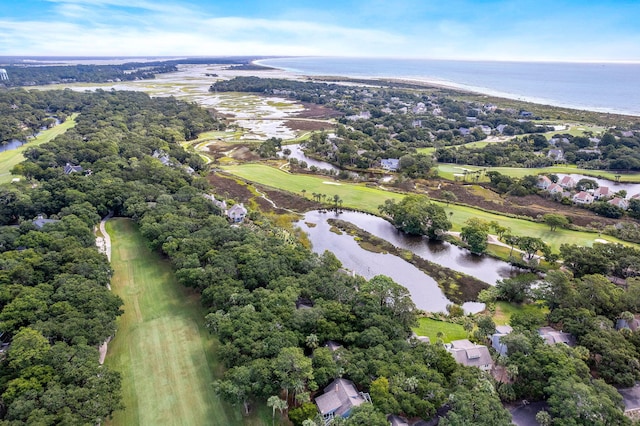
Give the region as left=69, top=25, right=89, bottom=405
left=573, top=191, right=594, bottom=205
left=558, top=176, right=576, bottom=189
left=537, top=175, right=552, bottom=190
left=594, top=186, right=610, bottom=200
left=547, top=149, right=564, bottom=161
left=381, top=158, right=400, bottom=171
left=609, top=197, right=629, bottom=210
left=546, top=183, right=564, bottom=195
left=227, top=203, right=247, bottom=223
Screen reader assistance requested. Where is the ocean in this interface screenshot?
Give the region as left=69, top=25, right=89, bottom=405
left=256, top=57, right=640, bottom=117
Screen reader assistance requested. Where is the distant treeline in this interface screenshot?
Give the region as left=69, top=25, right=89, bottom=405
left=0, top=57, right=273, bottom=87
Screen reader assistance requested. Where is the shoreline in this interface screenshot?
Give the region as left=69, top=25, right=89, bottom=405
left=253, top=58, right=640, bottom=118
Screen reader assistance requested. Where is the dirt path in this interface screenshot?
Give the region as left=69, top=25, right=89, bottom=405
left=96, top=212, right=113, bottom=365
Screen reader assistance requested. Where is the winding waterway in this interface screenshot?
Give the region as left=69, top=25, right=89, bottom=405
left=298, top=210, right=523, bottom=313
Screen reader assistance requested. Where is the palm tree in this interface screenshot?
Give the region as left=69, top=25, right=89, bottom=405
left=267, top=396, right=288, bottom=426
left=301, top=189, right=307, bottom=198
left=333, top=194, right=341, bottom=211
left=305, top=334, right=319, bottom=350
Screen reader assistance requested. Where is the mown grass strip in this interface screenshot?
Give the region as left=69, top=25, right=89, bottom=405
left=0, top=113, right=78, bottom=183
left=105, top=219, right=259, bottom=426
left=412, top=318, right=467, bottom=343
left=221, top=163, right=629, bottom=251
left=436, top=163, right=640, bottom=183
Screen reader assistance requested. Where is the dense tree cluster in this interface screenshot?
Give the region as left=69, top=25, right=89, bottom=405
left=1, top=88, right=514, bottom=424
left=0, top=88, right=217, bottom=424
left=485, top=270, right=640, bottom=425
left=379, top=195, right=451, bottom=239
left=211, top=77, right=557, bottom=177
left=0, top=64, right=176, bottom=87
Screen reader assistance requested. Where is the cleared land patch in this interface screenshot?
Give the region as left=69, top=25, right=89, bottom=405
left=105, top=218, right=249, bottom=426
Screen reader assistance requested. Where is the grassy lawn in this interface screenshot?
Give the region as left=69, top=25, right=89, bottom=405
left=412, top=318, right=467, bottom=343
left=436, top=163, right=640, bottom=183
left=0, top=114, right=78, bottom=183
left=221, top=163, right=631, bottom=252
left=492, top=301, right=549, bottom=326
left=105, top=219, right=267, bottom=426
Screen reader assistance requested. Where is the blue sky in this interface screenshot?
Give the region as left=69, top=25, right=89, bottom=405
left=1, top=0, right=639, bottom=61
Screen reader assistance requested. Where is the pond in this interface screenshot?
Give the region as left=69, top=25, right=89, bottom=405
left=281, top=144, right=340, bottom=172
left=556, top=173, right=640, bottom=197
left=297, top=210, right=524, bottom=313
left=0, top=140, right=24, bottom=153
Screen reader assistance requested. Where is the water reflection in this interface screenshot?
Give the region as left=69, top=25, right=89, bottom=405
left=306, top=210, right=519, bottom=285
left=556, top=173, right=640, bottom=198
left=280, top=144, right=339, bottom=172
left=298, top=210, right=497, bottom=314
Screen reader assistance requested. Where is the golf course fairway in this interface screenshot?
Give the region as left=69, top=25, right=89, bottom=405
left=105, top=218, right=247, bottom=426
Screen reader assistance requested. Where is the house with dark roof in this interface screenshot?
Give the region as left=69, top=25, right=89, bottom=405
left=315, top=378, right=371, bottom=424
left=64, top=163, right=83, bottom=174
left=447, top=339, right=493, bottom=371
left=616, top=318, right=640, bottom=332
left=33, top=214, right=59, bottom=229
left=388, top=414, right=410, bottom=426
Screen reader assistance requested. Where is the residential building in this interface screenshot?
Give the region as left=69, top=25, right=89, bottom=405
left=547, top=149, right=564, bottom=161
left=536, top=175, right=552, bottom=190
left=381, top=158, right=400, bottom=171
left=616, top=317, right=640, bottom=332
left=491, top=325, right=513, bottom=357
left=64, top=163, right=83, bottom=174
left=594, top=186, right=610, bottom=200
left=447, top=339, right=493, bottom=371
left=558, top=175, right=576, bottom=189
left=573, top=191, right=594, bottom=205
left=33, top=214, right=59, bottom=229
left=609, top=197, right=629, bottom=210
left=546, top=183, right=563, bottom=195
left=315, top=378, right=371, bottom=425
left=538, top=327, right=575, bottom=346
left=227, top=203, right=247, bottom=223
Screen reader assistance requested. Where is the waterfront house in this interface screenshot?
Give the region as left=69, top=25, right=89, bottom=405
left=573, top=191, right=594, bottom=205
left=558, top=175, right=576, bottom=189
left=546, top=183, right=563, bottom=195
left=537, top=175, right=552, bottom=190
left=594, top=186, right=610, bottom=200
left=609, top=197, right=629, bottom=210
